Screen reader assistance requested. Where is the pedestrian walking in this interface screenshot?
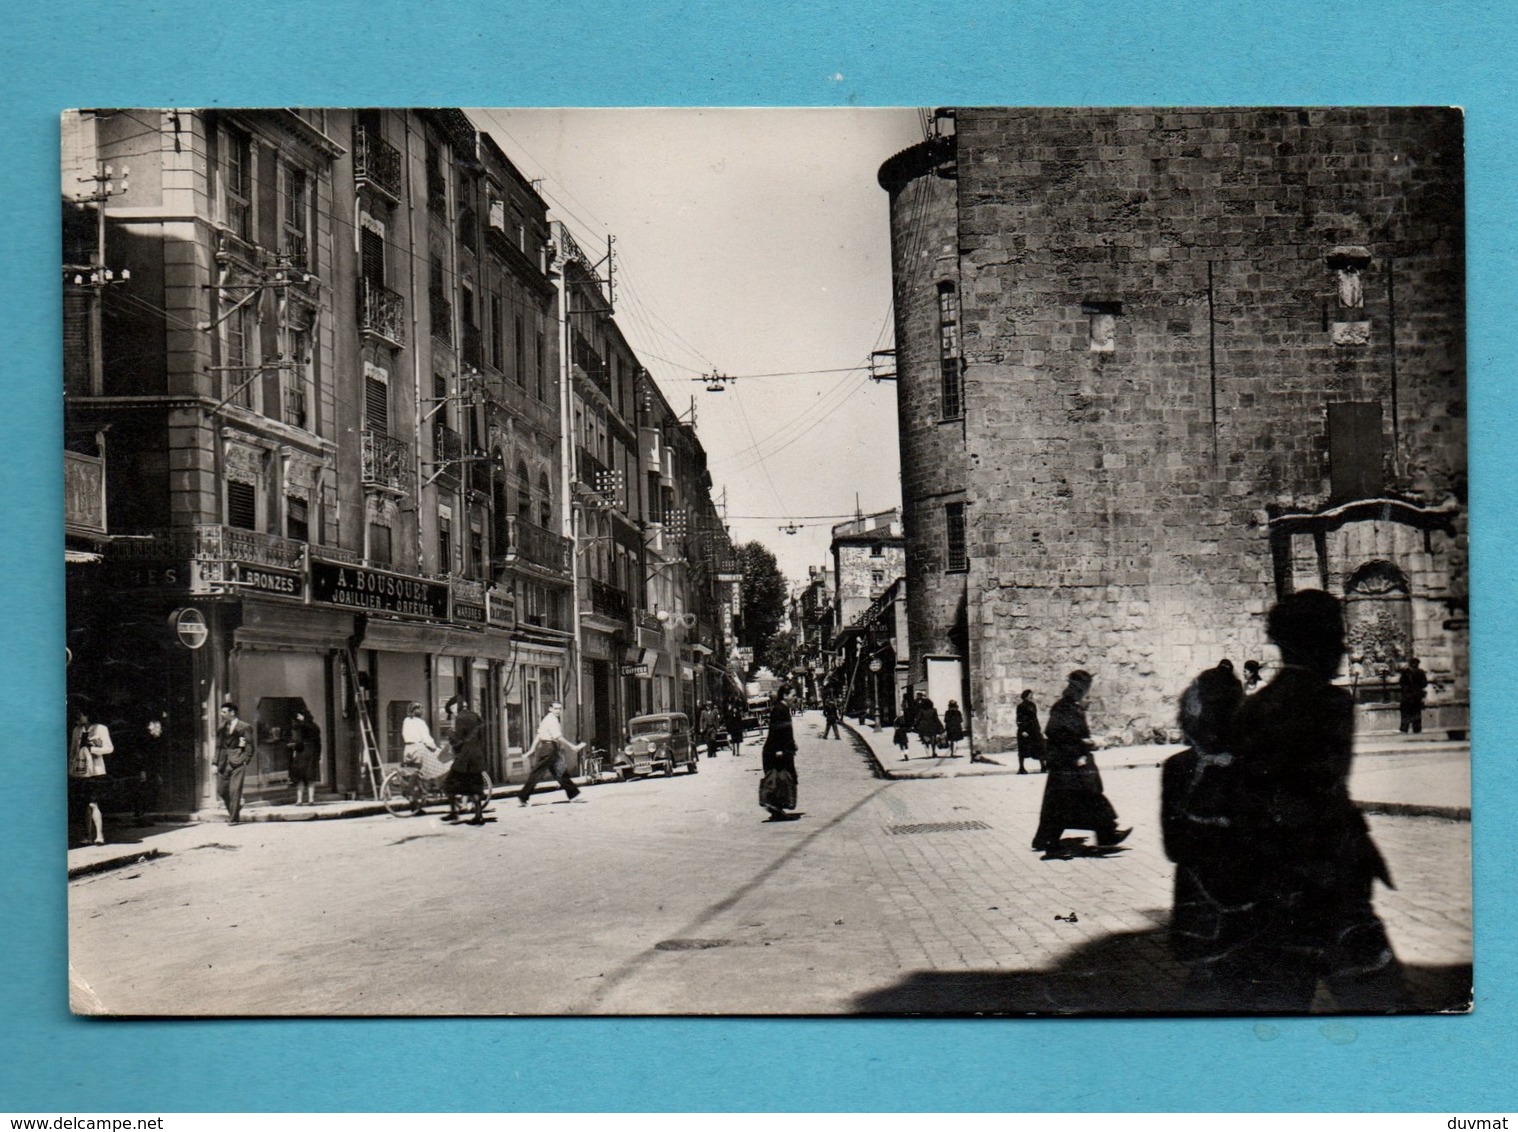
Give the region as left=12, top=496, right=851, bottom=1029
left=1015, top=690, right=1046, bottom=774
left=822, top=695, right=842, bottom=740
left=942, top=700, right=965, bottom=757
left=213, top=702, right=254, bottom=825
left=443, top=695, right=489, bottom=824
left=1161, top=664, right=1251, bottom=998
left=1030, top=671, right=1129, bottom=854
left=68, top=709, right=113, bottom=846
left=915, top=694, right=943, bottom=756
left=723, top=699, right=745, bottom=756
left=1398, top=657, right=1430, bottom=734
left=518, top=701, right=585, bottom=806
left=759, top=686, right=799, bottom=820
left=892, top=714, right=911, bottom=757
left=284, top=710, right=321, bottom=806
left=699, top=702, right=723, bottom=757
left=1222, top=589, right=1405, bottom=1011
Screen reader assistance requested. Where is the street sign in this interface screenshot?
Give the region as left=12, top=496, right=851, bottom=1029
left=168, top=607, right=208, bottom=650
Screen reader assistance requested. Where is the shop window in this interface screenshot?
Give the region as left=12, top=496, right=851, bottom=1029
left=945, top=501, right=968, bottom=573
left=227, top=480, right=258, bottom=531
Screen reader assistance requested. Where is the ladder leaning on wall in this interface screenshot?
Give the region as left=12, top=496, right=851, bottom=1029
left=341, top=645, right=384, bottom=799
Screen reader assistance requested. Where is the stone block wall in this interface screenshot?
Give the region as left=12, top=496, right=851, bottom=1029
left=891, top=108, right=1466, bottom=747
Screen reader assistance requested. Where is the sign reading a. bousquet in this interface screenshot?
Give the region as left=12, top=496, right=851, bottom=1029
left=310, top=559, right=449, bottom=620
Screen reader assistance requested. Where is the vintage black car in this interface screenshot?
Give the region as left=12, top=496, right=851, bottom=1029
left=615, top=712, right=698, bottom=779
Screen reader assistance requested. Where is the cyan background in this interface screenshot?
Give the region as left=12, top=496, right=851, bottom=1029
left=2, top=0, right=1511, bottom=1112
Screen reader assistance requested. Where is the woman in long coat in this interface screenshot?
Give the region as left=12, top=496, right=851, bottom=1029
left=1015, top=689, right=1046, bottom=774
left=915, top=695, right=943, bottom=757
left=286, top=710, right=321, bottom=806
left=443, top=699, right=489, bottom=824
left=1030, top=670, right=1129, bottom=852
left=759, top=687, right=798, bottom=820
left=942, top=700, right=966, bottom=757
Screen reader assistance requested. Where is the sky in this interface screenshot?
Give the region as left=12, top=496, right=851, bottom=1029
left=467, top=108, right=924, bottom=584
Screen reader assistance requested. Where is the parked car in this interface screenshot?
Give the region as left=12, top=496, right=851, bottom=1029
left=615, top=712, right=698, bottom=779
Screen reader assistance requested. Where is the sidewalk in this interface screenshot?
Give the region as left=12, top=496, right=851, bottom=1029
left=840, top=717, right=1471, bottom=821
left=66, top=770, right=604, bottom=879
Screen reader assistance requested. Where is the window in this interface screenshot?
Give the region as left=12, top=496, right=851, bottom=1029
left=536, top=326, right=547, bottom=401
left=945, top=501, right=968, bottom=573
left=870, top=543, right=884, bottom=558
left=438, top=507, right=454, bottom=575
left=425, top=140, right=446, bottom=215
left=938, top=282, right=963, bottom=419
left=470, top=522, right=485, bottom=580
left=538, top=472, right=553, bottom=530
left=489, top=295, right=504, bottom=371
left=221, top=127, right=252, bottom=240
left=369, top=522, right=392, bottom=566
left=286, top=496, right=309, bottom=542
left=281, top=166, right=310, bottom=270
left=224, top=303, right=255, bottom=409
left=360, top=223, right=385, bottom=284
left=227, top=480, right=258, bottom=531
left=1328, top=401, right=1384, bottom=502
left=516, top=462, right=532, bottom=522
left=514, top=314, right=525, bottom=385
left=364, top=362, right=389, bottom=434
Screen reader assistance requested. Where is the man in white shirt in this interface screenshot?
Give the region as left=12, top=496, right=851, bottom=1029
left=69, top=710, right=114, bottom=846
left=517, top=701, right=586, bottom=806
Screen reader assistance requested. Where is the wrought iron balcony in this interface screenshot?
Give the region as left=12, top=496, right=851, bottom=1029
left=362, top=428, right=414, bottom=494
left=353, top=126, right=404, bottom=203
left=588, top=578, right=631, bottom=621
left=358, top=277, right=406, bottom=348
left=499, top=515, right=571, bottom=576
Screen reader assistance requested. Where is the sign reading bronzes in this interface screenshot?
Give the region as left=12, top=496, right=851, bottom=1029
left=310, top=559, right=449, bottom=620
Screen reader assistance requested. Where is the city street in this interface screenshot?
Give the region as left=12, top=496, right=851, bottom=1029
left=68, top=712, right=1472, bottom=1016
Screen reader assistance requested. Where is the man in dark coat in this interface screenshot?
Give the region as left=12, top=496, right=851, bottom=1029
left=1030, top=671, right=1129, bottom=853
left=214, top=702, right=254, bottom=825
left=1398, top=658, right=1430, bottom=734
left=444, top=695, right=489, bottom=824
left=1223, top=589, right=1404, bottom=1011
left=759, top=686, right=799, bottom=820
left=1015, top=689, right=1045, bottom=774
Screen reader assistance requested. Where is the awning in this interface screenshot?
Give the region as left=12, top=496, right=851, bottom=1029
left=65, top=549, right=103, bottom=564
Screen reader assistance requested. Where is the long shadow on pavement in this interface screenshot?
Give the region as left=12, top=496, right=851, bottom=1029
left=848, top=926, right=1472, bottom=1016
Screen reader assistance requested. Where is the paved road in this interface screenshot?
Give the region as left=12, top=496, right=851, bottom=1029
left=68, top=713, right=1471, bottom=1016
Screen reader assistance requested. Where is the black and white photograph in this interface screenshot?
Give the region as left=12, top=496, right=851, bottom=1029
left=63, top=106, right=1470, bottom=1017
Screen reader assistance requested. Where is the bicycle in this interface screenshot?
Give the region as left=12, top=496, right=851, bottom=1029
left=380, top=762, right=494, bottom=818
left=579, top=746, right=609, bottom=782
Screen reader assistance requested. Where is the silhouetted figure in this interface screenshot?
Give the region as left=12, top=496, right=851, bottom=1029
left=1030, top=671, right=1129, bottom=853
left=1398, top=658, right=1430, bottom=734
left=1224, top=589, right=1404, bottom=1011
left=759, top=686, right=798, bottom=820
left=1161, top=664, right=1249, bottom=997
left=915, top=695, right=943, bottom=756
left=1243, top=659, right=1263, bottom=692
left=1015, top=690, right=1045, bottom=774
left=942, top=700, right=965, bottom=757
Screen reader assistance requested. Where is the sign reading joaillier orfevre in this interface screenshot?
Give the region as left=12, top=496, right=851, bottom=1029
left=309, top=559, right=450, bottom=620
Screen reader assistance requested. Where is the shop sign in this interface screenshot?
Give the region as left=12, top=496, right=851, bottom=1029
left=168, top=607, right=209, bottom=649
left=621, top=663, right=649, bottom=676
left=64, top=450, right=106, bottom=534
left=228, top=562, right=304, bottom=599
left=309, top=558, right=449, bottom=620
left=105, top=561, right=185, bottom=590
left=486, top=587, right=516, bottom=630
left=453, top=598, right=487, bottom=627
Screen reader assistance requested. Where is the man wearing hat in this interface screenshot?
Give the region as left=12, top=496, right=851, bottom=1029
left=1030, top=670, right=1129, bottom=853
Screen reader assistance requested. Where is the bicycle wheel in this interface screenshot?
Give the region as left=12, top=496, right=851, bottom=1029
left=381, top=769, right=419, bottom=817
left=479, top=772, right=493, bottom=811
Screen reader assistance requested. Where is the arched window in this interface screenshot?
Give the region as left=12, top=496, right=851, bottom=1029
left=515, top=461, right=532, bottom=523
left=538, top=471, right=553, bottom=530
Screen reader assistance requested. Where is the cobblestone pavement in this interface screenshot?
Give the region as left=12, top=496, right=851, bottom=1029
left=67, top=712, right=1471, bottom=1016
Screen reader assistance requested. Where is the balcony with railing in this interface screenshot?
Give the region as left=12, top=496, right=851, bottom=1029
left=362, top=429, right=414, bottom=494
left=353, top=125, right=404, bottom=203
left=358, top=277, right=406, bottom=348
left=431, top=422, right=464, bottom=484
left=499, top=515, right=571, bottom=577
left=587, top=578, right=631, bottom=622
left=215, top=227, right=260, bottom=269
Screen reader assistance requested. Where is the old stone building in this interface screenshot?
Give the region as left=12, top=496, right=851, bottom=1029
left=880, top=108, right=1467, bottom=748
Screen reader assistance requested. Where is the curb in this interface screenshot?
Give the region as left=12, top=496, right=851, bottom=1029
left=68, top=849, right=170, bottom=880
